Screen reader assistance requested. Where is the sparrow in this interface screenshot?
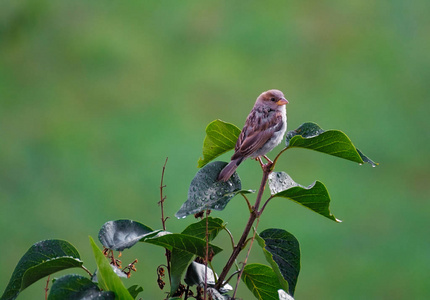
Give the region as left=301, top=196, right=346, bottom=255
left=217, top=89, right=288, bottom=182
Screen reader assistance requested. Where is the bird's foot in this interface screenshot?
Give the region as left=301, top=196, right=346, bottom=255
left=256, top=157, right=273, bottom=172
left=262, top=155, right=273, bottom=164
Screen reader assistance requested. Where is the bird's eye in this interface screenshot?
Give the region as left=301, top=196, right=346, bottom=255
left=270, top=97, right=276, bottom=102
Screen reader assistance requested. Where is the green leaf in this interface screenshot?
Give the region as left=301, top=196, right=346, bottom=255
left=197, top=119, right=241, bottom=168
left=167, top=218, right=224, bottom=294
left=268, top=172, right=341, bottom=222
left=242, top=264, right=283, bottom=300
left=127, top=285, right=143, bottom=299
left=175, top=161, right=242, bottom=218
left=98, top=219, right=157, bottom=251
left=256, top=229, right=300, bottom=296
left=285, top=122, right=378, bottom=167
left=181, top=217, right=224, bottom=241
left=48, top=274, right=115, bottom=300
left=89, top=236, right=134, bottom=300
left=141, top=232, right=223, bottom=257
left=141, top=232, right=223, bottom=294
left=1, top=239, right=83, bottom=300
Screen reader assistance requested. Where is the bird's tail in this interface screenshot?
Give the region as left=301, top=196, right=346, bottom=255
left=217, top=158, right=244, bottom=182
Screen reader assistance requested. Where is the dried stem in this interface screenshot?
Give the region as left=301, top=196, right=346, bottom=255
left=160, top=157, right=169, bottom=231
left=159, top=157, right=171, bottom=283
left=44, top=275, right=50, bottom=300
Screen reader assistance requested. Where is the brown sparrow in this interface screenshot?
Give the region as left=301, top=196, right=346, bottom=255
left=218, top=89, right=288, bottom=181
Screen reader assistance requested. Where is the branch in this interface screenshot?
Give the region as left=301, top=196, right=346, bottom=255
left=45, top=275, right=50, bottom=300
left=214, top=168, right=270, bottom=289
left=159, top=157, right=171, bottom=283
left=272, top=147, right=288, bottom=169
left=232, top=218, right=261, bottom=298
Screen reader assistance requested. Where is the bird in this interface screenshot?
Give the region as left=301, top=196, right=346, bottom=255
left=217, top=89, right=288, bottom=182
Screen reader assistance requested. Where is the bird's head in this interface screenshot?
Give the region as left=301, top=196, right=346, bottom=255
left=255, top=89, right=288, bottom=109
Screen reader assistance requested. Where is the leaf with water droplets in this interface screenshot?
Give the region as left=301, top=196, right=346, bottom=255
left=175, top=161, right=242, bottom=218
left=197, top=119, right=241, bottom=168
left=285, top=122, right=378, bottom=167
left=98, top=220, right=160, bottom=251
left=48, top=274, right=115, bottom=300
left=1, top=239, right=83, bottom=300
left=256, top=229, right=300, bottom=296
left=268, top=172, right=341, bottom=222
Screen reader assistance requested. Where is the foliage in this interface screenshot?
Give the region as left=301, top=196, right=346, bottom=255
left=1, top=120, right=376, bottom=300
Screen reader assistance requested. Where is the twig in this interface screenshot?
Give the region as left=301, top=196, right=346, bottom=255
left=81, top=265, right=93, bottom=277
left=232, top=218, right=261, bottom=298
left=259, top=195, right=275, bottom=215
left=159, top=157, right=171, bottom=284
left=159, top=157, right=169, bottom=231
left=272, top=147, right=288, bottom=169
left=224, top=270, right=241, bottom=285
left=45, top=275, right=50, bottom=300
left=215, top=168, right=270, bottom=289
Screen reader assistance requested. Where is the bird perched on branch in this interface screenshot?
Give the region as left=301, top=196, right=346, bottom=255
left=217, top=89, right=288, bottom=182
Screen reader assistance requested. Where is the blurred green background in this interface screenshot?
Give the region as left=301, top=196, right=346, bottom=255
left=1, top=1, right=429, bottom=299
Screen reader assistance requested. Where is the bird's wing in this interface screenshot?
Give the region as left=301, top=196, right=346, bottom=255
left=231, top=112, right=283, bottom=160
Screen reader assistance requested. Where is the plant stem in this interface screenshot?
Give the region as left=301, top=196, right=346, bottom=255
left=159, top=157, right=171, bottom=284
left=81, top=265, right=93, bottom=277
left=214, top=169, right=270, bottom=289
left=45, top=275, right=50, bottom=300
left=160, top=157, right=169, bottom=231
left=232, top=217, right=261, bottom=298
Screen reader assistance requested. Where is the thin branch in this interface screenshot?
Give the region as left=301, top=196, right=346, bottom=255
left=259, top=195, right=275, bottom=215
left=215, top=168, right=270, bottom=289
left=159, top=157, right=171, bottom=285
left=224, top=270, right=241, bottom=285
left=232, top=218, right=261, bottom=298
left=45, top=275, right=50, bottom=300
left=272, top=147, right=288, bottom=169
left=81, top=265, right=93, bottom=277
left=159, top=157, right=169, bottom=231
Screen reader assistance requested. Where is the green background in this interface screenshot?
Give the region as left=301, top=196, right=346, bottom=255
left=1, top=1, right=429, bottom=299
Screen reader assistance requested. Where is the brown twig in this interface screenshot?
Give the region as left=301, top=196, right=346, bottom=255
left=45, top=275, right=50, bottom=300
left=215, top=168, right=270, bottom=289
left=159, top=157, right=169, bottom=231
left=159, top=157, right=171, bottom=283
left=232, top=218, right=261, bottom=298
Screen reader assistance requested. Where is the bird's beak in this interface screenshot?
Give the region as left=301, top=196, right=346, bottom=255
left=276, top=98, right=289, bottom=106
